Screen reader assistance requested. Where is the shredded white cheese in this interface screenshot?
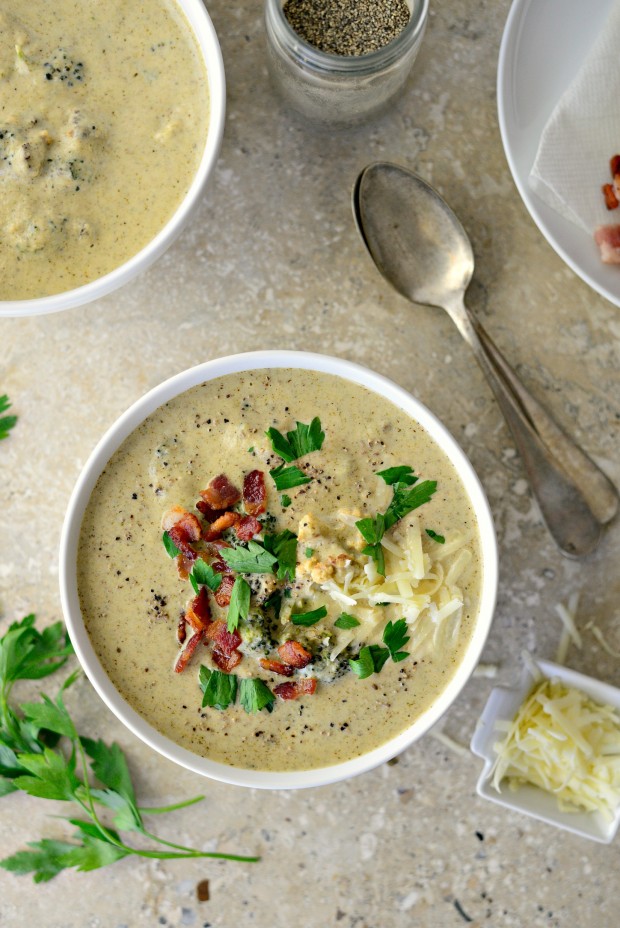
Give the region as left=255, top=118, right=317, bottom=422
left=490, top=677, right=620, bottom=820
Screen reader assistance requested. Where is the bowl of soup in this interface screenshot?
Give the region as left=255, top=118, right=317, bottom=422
left=0, top=0, right=224, bottom=317
left=60, top=350, right=498, bottom=789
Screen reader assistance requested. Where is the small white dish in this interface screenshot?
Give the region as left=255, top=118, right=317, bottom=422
left=60, top=350, right=498, bottom=790
left=471, top=658, right=620, bottom=843
left=0, top=0, right=225, bottom=318
left=497, top=0, right=620, bottom=308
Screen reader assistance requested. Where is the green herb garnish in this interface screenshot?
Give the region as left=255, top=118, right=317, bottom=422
left=291, top=606, right=327, bottom=627
left=269, top=463, right=312, bottom=491
left=220, top=540, right=278, bottom=574
left=226, top=577, right=251, bottom=632
left=376, top=465, right=417, bottom=486
left=348, top=619, right=410, bottom=678
left=334, top=613, right=360, bottom=630
left=189, top=559, right=223, bottom=595
left=162, top=532, right=181, bottom=559
left=0, top=615, right=258, bottom=882
left=280, top=494, right=292, bottom=508
left=382, top=619, right=410, bottom=663
left=304, top=547, right=314, bottom=558
left=425, top=529, right=445, bottom=544
left=265, top=417, right=324, bottom=463
left=263, top=529, right=298, bottom=582
left=239, top=678, right=275, bottom=714
left=0, top=395, right=18, bottom=441
left=199, top=666, right=237, bottom=710
left=262, top=591, right=282, bottom=621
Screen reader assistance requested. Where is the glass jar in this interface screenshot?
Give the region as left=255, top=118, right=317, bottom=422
left=264, top=0, right=429, bottom=127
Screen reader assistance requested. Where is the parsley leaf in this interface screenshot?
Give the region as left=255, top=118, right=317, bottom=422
left=189, top=559, right=222, bottom=593
left=199, top=667, right=238, bottom=710
left=382, top=619, right=410, bottom=662
left=280, top=494, right=292, bottom=508
left=291, top=606, right=327, bottom=627
left=304, top=547, right=314, bottom=558
left=385, top=480, right=437, bottom=527
left=265, top=417, right=325, bottom=462
left=239, top=678, right=275, bottom=714
left=348, top=645, right=389, bottom=679
left=220, top=540, right=277, bottom=574
left=262, top=591, right=282, bottom=621
left=0, top=395, right=18, bottom=441
left=334, top=613, right=360, bottom=630
left=162, top=531, right=181, bottom=559
left=376, top=465, right=418, bottom=486
left=425, top=528, right=445, bottom=544
left=226, top=577, right=251, bottom=632
left=269, top=463, right=311, bottom=491
left=263, top=529, right=298, bottom=582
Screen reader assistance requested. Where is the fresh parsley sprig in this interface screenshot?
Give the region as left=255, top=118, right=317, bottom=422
left=0, top=616, right=259, bottom=882
left=226, top=577, right=251, bottom=632
left=291, top=606, right=327, bottom=627
left=200, top=667, right=274, bottom=715
left=269, top=463, right=311, bottom=491
left=0, top=395, right=18, bottom=441
left=265, top=417, right=324, bottom=462
left=348, top=619, right=410, bottom=679
left=189, top=559, right=223, bottom=595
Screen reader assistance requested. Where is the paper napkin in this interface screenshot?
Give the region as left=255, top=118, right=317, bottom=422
left=529, top=2, right=620, bottom=234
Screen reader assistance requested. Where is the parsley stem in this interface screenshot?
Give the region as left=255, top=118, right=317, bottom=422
left=137, top=795, right=205, bottom=815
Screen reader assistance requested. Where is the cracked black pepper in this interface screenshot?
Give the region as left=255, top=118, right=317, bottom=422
left=283, top=0, right=411, bottom=56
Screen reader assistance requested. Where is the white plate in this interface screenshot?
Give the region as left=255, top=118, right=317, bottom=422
left=497, top=0, right=620, bottom=308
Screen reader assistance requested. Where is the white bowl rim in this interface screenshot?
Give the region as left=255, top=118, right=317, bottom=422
left=59, top=349, right=499, bottom=790
left=0, top=0, right=226, bottom=318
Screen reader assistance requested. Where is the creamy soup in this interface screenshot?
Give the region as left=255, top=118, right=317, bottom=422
left=78, top=370, right=483, bottom=772
left=0, top=0, right=209, bottom=300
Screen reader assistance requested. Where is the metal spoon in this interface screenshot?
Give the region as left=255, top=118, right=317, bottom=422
left=353, top=161, right=618, bottom=558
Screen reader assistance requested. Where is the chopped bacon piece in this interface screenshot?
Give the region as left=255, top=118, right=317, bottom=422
left=243, top=470, right=266, bottom=515
left=196, top=499, right=226, bottom=522
left=175, top=552, right=195, bottom=580
left=610, top=154, right=620, bottom=177
left=594, top=224, right=620, bottom=265
left=212, top=647, right=243, bottom=672
left=235, top=514, right=261, bottom=541
left=214, top=574, right=235, bottom=607
left=185, top=586, right=212, bottom=632
left=602, top=183, right=618, bottom=210
left=177, top=613, right=187, bottom=645
left=274, top=678, right=317, bottom=700
left=203, top=511, right=240, bottom=542
left=168, top=525, right=199, bottom=563
left=205, top=619, right=242, bottom=655
left=162, top=506, right=202, bottom=539
left=277, top=640, right=312, bottom=668
left=200, top=475, right=241, bottom=510
left=259, top=658, right=294, bottom=677
left=211, top=558, right=231, bottom=574
left=174, top=630, right=205, bottom=673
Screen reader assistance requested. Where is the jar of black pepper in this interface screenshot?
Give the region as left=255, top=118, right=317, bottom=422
left=264, top=0, right=429, bottom=126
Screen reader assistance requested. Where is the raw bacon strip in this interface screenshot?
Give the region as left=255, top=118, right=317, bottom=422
left=202, top=511, right=241, bottom=542
left=259, top=658, right=294, bottom=677
left=274, top=678, right=317, bottom=700
left=205, top=619, right=242, bottom=655
left=185, top=586, right=212, bottom=632
left=235, top=515, right=261, bottom=541
left=594, top=225, right=620, bottom=265
left=212, top=647, right=243, bottom=672
left=200, top=474, right=241, bottom=510
left=602, top=183, right=618, bottom=210
left=174, top=630, right=205, bottom=673
left=243, top=470, right=266, bottom=516
left=214, top=574, right=235, bottom=607
left=277, top=640, right=312, bottom=668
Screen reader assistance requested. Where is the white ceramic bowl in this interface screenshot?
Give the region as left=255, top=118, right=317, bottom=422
left=0, top=0, right=225, bottom=318
left=59, top=350, right=498, bottom=789
left=471, top=658, right=620, bottom=843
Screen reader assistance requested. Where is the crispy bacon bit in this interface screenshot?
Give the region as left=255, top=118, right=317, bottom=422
left=274, top=678, right=317, bottom=700
left=211, top=558, right=231, bottom=574
left=174, top=630, right=205, bottom=673
left=175, top=552, right=195, bottom=580
left=212, top=647, right=243, bottom=672
left=200, top=474, right=241, bottom=510
left=205, top=619, right=242, bottom=655
left=162, top=506, right=202, bottom=539
left=214, top=574, right=235, bottom=607
left=235, top=514, right=261, bottom=541
left=594, top=224, right=620, bottom=265
left=277, top=640, right=312, bottom=668
left=196, top=499, right=225, bottom=522
left=243, top=470, right=266, bottom=516
left=185, top=586, right=212, bottom=632
left=177, top=613, right=187, bottom=645
left=259, top=658, right=294, bottom=677
left=203, top=511, right=240, bottom=542
left=610, top=155, right=620, bottom=177
left=602, top=183, right=619, bottom=211
left=168, top=525, right=199, bottom=563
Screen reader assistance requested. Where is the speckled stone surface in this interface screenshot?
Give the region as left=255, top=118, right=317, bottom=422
left=1, top=1, right=620, bottom=926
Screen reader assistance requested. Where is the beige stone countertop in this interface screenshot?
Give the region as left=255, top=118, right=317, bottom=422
left=1, top=1, right=620, bottom=925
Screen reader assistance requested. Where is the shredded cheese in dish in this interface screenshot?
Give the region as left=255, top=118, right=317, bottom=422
left=490, top=678, right=620, bottom=820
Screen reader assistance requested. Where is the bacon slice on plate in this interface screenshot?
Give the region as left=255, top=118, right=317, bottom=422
left=277, top=640, right=312, bottom=668
left=243, top=470, right=266, bottom=515
left=235, top=515, right=261, bottom=541
left=274, top=678, right=317, bottom=700
left=259, top=658, right=294, bottom=677
left=214, top=574, right=235, bottom=607
left=202, top=511, right=240, bottom=542
left=200, top=475, right=241, bottom=510
left=594, top=225, right=620, bottom=265
left=174, top=630, right=205, bottom=673
left=185, top=586, right=212, bottom=632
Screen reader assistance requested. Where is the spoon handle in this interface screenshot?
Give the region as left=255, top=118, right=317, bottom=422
left=473, top=320, right=618, bottom=525
left=447, top=295, right=612, bottom=557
